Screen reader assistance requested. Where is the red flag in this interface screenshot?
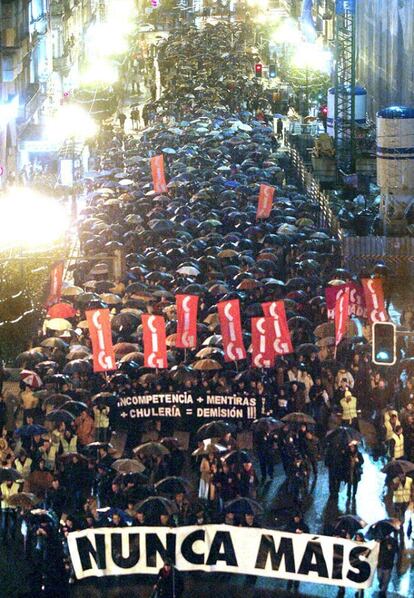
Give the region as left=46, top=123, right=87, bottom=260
left=86, top=309, right=116, bottom=373
left=176, top=294, right=199, bottom=349
left=150, top=154, right=168, bottom=194
left=325, top=282, right=366, bottom=320
left=251, top=317, right=276, bottom=368
left=142, top=314, right=168, bottom=368
left=334, top=287, right=350, bottom=346
left=361, top=278, right=388, bottom=323
left=261, top=300, right=294, bottom=355
left=217, top=299, right=246, bottom=362
left=256, top=184, right=275, bottom=219
left=47, top=261, right=64, bottom=306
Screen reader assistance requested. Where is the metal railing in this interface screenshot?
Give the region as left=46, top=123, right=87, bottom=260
left=288, top=144, right=343, bottom=238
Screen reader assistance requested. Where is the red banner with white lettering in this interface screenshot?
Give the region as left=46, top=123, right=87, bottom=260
left=325, top=282, right=366, bottom=320
left=217, top=299, right=246, bottom=362
left=334, top=287, right=350, bottom=346
left=361, top=278, right=388, bottom=323
left=47, top=261, right=64, bottom=306
left=251, top=317, right=276, bottom=368
left=142, top=315, right=168, bottom=369
left=256, top=184, right=275, bottom=219
left=86, top=309, right=116, bottom=373
left=176, top=294, right=199, bottom=349
left=150, top=154, right=168, bottom=194
left=261, top=300, right=294, bottom=355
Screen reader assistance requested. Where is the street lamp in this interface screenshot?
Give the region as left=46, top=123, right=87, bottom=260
left=291, top=42, right=332, bottom=115
left=0, top=188, right=68, bottom=252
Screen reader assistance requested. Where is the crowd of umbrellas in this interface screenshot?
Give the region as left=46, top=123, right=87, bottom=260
left=1, top=17, right=409, bottom=593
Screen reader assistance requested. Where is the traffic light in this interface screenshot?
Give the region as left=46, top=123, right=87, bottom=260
left=372, top=321, right=396, bottom=366
left=269, top=64, right=276, bottom=79
left=255, top=63, right=263, bottom=78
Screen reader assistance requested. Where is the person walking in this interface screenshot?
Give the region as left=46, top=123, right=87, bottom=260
left=340, top=390, right=359, bottom=429
left=376, top=534, right=399, bottom=597
left=152, top=559, right=184, bottom=598
left=344, top=443, right=364, bottom=502
left=392, top=475, right=413, bottom=542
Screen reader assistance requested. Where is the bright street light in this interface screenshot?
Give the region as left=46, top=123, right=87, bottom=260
left=45, top=105, right=98, bottom=143
left=292, top=42, right=332, bottom=74
left=0, top=189, right=68, bottom=251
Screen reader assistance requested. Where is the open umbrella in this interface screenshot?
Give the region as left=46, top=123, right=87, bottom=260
left=281, top=412, right=316, bottom=425
left=197, top=420, right=235, bottom=440
left=136, top=497, right=177, bottom=517
left=112, top=458, right=146, bottom=474
left=40, top=337, right=69, bottom=350
left=133, top=442, right=170, bottom=458
left=192, top=441, right=227, bottom=456
left=58, top=452, right=88, bottom=464
left=44, top=318, right=73, bottom=331
left=224, top=450, right=251, bottom=465
left=366, top=519, right=401, bottom=541
left=45, top=410, right=75, bottom=425
left=296, top=343, right=319, bottom=355
left=7, top=492, right=39, bottom=509
left=61, top=401, right=89, bottom=417
left=251, top=417, right=283, bottom=433
left=381, top=460, right=414, bottom=479
left=15, top=424, right=48, bottom=437
left=224, top=498, right=263, bottom=515
left=20, top=370, right=42, bottom=389
left=155, top=477, right=192, bottom=495
left=160, top=437, right=182, bottom=451
left=0, top=468, right=23, bottom=483
left=333, top=515, right=367, bottom=535
left=43, top=394, right=73, bottom=410
left=192, top=358, right=222, bottom=371
left=326, top=427, right=363, bottom=448
left=47, top=303, right=77, bottom=319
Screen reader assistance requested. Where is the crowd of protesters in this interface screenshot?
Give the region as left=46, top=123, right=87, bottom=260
left=0, top=16, right=413, bottom=598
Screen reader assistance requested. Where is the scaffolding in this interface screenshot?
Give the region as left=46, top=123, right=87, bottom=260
left=334, top=0, right=356, bottom=174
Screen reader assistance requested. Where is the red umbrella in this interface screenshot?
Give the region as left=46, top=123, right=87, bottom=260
left=20, top=370, right=42, bottom=388
left=47, top=303, right=77, bottom=319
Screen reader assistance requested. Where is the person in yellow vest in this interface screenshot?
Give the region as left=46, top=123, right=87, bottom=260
left=0, top=479, right=22, bottom=541
left=14, top=450, right=32, bottom=480
left=389, top=425, right=405, bottom=461
left=60, top=430, right=78, bottom=454
left=39, top=439, right=58, bottom=472
left=93, top=404, right=110, bottom=442
left=392, top=475, right=413, bottom=542
left=340, top=390, right=358, bottom=429
left=384, top=411, right=399, bottom=440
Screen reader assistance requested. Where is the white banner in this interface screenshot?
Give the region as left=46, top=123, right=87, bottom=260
left=68, top=524, right=379, bottom=588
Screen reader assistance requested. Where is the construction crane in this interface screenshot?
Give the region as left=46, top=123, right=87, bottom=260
left=333, top=0, right=356, bottom=174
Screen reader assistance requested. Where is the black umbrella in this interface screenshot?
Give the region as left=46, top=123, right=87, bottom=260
left=61, top=401, right=89, bottom=417
left=326, top=427, right=363, bottom=448
left=223, top=450, right=251, bottom=465
left=0, top=467, right=23, bottom=483
left=281, top=412, right=316, bottom=425
left=136, top=497, right=177, bottom=517
left=197, top=420, right=236, bottom=440
left=224, top=498, right=263, bottom=515
left=366, top=519, right=401, bottom=540
left=155, top=477, right=192, bottom=495
left=251, top=417, right=283, bottom=433
left=333, top=515, right=367, bottom=535
left=15, top=424, right=48, bottom=437
left=381, top=460, right=414, bottom=479
left=45, top=410, right=75, bottom=425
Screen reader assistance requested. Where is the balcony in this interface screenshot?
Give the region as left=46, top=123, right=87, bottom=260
left=17, top=83, right=46, bottom=128
left=53, top=54, right=71, bottom=74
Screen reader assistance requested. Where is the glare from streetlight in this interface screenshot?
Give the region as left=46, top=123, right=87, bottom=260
left=0, top=189, right=68, bottom=251
left=292, top=42, right=332, bottom=73
left=46, top=106, right=98, bottom=143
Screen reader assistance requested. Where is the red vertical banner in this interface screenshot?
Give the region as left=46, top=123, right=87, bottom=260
left=361, top=278, right=388, bottom=323
left=142, top=314, right=168, bottom=368
left=335, top=287, right=350, bottom=346
left=86, top=309, right=116, bottom=372
left=217, top=299, right=246, bottom=362
left=150, top=154, right=168, bottom=194
left=256, top=184, right=275, bottom=219
left=47, top=261, right=64, bottom=306
left=176, top=294, right=199, bottom=349
left=261, top=300, right=294, bottom=355
left=251, top=317, right=276, bottom=368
